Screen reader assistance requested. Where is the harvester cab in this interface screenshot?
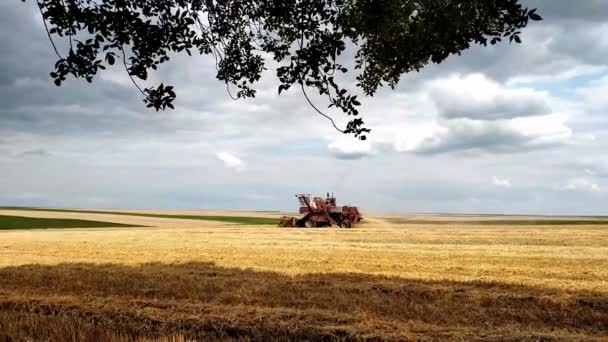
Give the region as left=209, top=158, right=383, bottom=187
left=296, top=194, right=317, bottom=210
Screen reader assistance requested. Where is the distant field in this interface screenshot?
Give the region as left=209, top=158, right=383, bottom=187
left=5, top=206, right=608, bottom=226
left=384, top=217, right=608, bottom=225
left=0, top=214, right=139, bottom=230
left=0, top=209, right=607, bottom=341
left=0, top=207, right=279, bottom=225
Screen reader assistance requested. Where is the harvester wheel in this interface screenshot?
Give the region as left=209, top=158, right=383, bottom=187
left=339, top=220, right=351, bottom=229
left=304, top=219, right=316, bottom=228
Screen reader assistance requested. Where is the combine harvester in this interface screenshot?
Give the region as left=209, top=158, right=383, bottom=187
left=279, top=193, right=362, bottom=228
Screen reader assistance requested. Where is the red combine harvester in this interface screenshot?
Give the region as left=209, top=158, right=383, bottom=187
left=279, top=193, right=362, bottom=228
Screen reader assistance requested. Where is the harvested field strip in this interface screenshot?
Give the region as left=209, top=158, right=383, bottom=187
left=0, top=207, right=279, bottom=225
left=0, top=262, right=606, bottom=341
left=384, top=218, right=608, bottom=225
left=0, top=215, right=141, bottom=230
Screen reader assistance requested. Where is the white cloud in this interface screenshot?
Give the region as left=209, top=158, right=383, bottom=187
left=428, top=74, right=551, bottom=120
left=351, top=72, right=572, bottom=157
left=216, top=152, right=245, bottom=172
left=492, top=176, right=512, bottom=188
left=563, top=178, right=601, bottom=192
left=328, top=137, right=374, bottom=160
left=396, top=115, right=571, bottom=155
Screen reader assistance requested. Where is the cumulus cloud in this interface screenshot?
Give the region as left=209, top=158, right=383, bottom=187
left=563, top=178, right=601, bottom=192
left=394, top=115, right=572, bottom=155
left=328, top=138, right=374, bottom=160
left=357, top=70, right=572, bottom=157
left=216, top=152, right=245, bottom=172
left=428, top=74, right=551, bottom=120
left=492, top=176, right=512, bottom=188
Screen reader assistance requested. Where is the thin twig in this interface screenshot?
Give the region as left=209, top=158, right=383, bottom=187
left=225, top=83, right=238, bottom=100
left=37, top=2, right=63, bottom=60
left=295, top=17, right=343, bottom=133
left=300, top=84, right=344, bottom=133
left=119, top=45, right=146, bottom=97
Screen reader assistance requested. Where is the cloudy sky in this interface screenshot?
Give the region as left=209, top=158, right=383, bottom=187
left=1, top=1, right=608, bottom=214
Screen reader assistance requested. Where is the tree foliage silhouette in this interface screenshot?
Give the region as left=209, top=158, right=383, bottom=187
left=22, top=0, right=542, bottom=139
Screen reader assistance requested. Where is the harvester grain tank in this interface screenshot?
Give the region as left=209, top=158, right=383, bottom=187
left=279, top=193, right=362, bottom=228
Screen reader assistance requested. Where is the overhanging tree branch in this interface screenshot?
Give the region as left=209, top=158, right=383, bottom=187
left=24, top=0, right=543, bottom=140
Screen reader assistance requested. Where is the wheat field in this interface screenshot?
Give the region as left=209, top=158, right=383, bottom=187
left=1, top=209, right=607, bottom=341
